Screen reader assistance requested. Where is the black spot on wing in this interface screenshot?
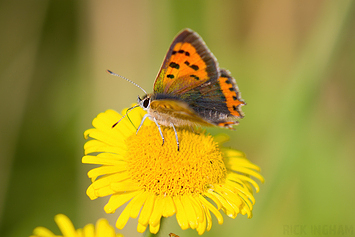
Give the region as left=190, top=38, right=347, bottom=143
left=167, top=74, right=175, bottom=79
left=190, top=75, right=199, bottom=80
left=183, top=61, right=200, bottom=72
left=190, top=64, right=199, bottom=71
left=173, top=49, right=191, bottom=57
left=169, top=62, right=180, bottom=69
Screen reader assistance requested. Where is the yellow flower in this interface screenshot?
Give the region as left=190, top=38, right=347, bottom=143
left=83, top=108, right=264, bottom=235
left=30, top=214, right=123, bottom=237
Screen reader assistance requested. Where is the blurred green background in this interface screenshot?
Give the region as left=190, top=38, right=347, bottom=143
left=1, top=1, right=354, bottom=237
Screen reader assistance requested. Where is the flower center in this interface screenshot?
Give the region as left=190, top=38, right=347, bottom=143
left=125, top=124, right=226, bottom=196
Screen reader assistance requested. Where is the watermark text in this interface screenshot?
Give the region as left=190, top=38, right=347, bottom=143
left=283, top=225, right=353, bottom=235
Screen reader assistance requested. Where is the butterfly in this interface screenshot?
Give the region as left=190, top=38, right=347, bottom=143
left=108, top=29, right=245, bottom=151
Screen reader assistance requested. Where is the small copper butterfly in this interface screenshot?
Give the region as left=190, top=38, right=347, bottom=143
left=108, top=29, right=245, bottom=150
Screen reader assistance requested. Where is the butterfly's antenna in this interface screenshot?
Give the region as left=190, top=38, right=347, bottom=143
left=112, top=105, right=140, bottom=128
left=126, top=111, right=137, bottom=130
left=106, top=70, right=147, bottom=94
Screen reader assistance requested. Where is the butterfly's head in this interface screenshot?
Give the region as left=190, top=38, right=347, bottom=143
left=138, top=95, right=151, bottom=111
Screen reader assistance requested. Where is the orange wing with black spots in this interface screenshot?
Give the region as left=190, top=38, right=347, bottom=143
left=217, top=70, right=245, bottom=118
left=214, top=69, right=245, bottom=128
left=150, top=29, right=245, bottom=129
left=153, top=29, right=219, bottom=95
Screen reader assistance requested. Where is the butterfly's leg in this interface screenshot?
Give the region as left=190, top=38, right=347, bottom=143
left=170, top=123, right=180, bottom=151
left=136, top=114, right=150, bottom=135
left=152, top=117, right=165, bottom=146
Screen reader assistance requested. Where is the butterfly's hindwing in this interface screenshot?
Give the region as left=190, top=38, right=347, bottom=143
left=149, top=98, right=212, bottom=127
left=181, top=69, right=245, bottom=128
left=216, top=69, right=245, bottom=118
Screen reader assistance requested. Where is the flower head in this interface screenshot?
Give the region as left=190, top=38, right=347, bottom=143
left=30, top=214, right=123, bottom=237
left=83, top=108, right=263, bottom=235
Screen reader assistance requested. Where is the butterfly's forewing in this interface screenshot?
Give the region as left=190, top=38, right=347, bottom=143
left=154, top=29, right=219, bottom=95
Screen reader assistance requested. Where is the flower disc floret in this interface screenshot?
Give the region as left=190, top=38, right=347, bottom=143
left=126, top=125, right=226, bottom=197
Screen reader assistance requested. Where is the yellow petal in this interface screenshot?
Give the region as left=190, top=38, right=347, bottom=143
left=221, top=148, right=245, bottom=158
left=96, top=219, right=116, bottom=237
left=181, top=195, right=198, bottom=229
left=228, top=182, right=255, bottom=205
left=200, top=198, right=212, bottom=232
left=92, top=109, right=134, bottom=137
left=88, top=166, right=126, bottom=179
left=213, top=133, right=230, bottom=144
left=110, top=179, right=139, bottom=193
left=237, top=192, right=253, bottom=216
left=208, top=189, right=236, bottom=218
left=130, top=191, right=149, bottom=218
left=91, top=172, right=131, bottom=190
left=86, top=184, right=97, bottom=200
left=173, top=196, right=189, bottom=230
left=187, top=196, right=204, bottom=224
left=149, top=221, right=161, bottom=234
left=196, top=216, right=206, bottom=235
left=82, top=223, right=95, bottom=237
left=85, top=129, right=126, bottom=148
left=229, top=167, right=264, bottom=182
left=84, top=128, right=95, bottom=139
left=199, top=196, right=223, bottom=225
left=149, top=197, right=164, bottom=227
left=93, top=185, right=116, bottom=197
left=84, top=140, right=126, bottom=155
left=227, top=172, right=261, bottom=192
left=137, top=222, right=147, bottom=233
left=217, top=184, right=243, bottom=207
left=31, top=227, right=55, bottom=237
left=82, top=153, right=126, bottom=165
left=116, top=202, right=133, bottom=229
left=204, top=191, right=222, bottom=210
left=162, top=196, right=176, bottom=217
left=54, top=214, right=77, bottom=237
left=104, top=191, right=140, bottom=213
left=226, top=157, right=261, bottom=171
left=138, top=193, right=155, bottom=226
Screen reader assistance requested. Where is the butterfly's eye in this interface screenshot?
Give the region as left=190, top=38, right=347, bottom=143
left=143, top=98, right=150, bottom=108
